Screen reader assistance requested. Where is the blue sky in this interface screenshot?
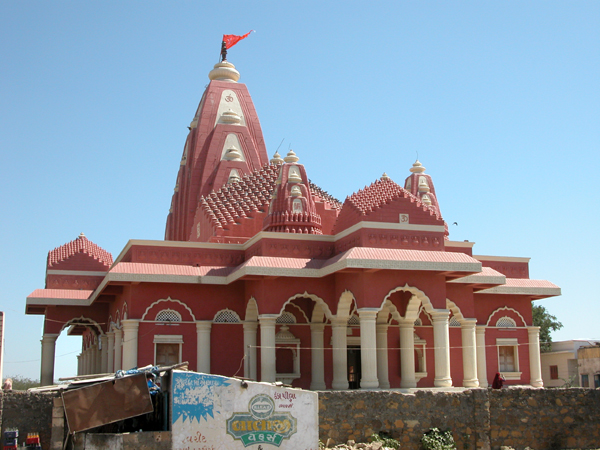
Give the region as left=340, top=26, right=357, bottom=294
left=1, top=1, right=598, bottom=381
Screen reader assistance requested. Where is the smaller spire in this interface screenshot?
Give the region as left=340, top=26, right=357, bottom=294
left=270, top=151, right=284, bottom=165
left=208, top=61, right=240, bottom=82
left=410, top=160, right=426, bottom=174
left=78, top=232, right=86, bottom=239
left=381, top=172, right=391, bottom=181
left=284, top=149, right=299, bottom=164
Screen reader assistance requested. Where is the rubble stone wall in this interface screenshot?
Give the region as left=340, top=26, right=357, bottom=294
left=0, top=391, right=58, bottom=448
left=318, top=388, right=600, bottom=450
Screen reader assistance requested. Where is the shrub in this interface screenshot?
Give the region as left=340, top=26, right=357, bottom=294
left=421, top=428, right=456, bottom=450
left=370, top=432, right=400, bottom=449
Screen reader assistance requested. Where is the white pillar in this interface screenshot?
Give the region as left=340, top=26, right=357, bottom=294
left=376, top=323, right=390, bottom=389
left=106, top=331, right=115, bottom=373
left=243, top=322, right=258, bottom=380
left=82, top=347, right=89, bottom=375
left=399, top=320, right=417, bottom=388
left=358, top=308, right=379, bottom=389
left=476, top=325, right=488, bottom=387
left=310, top=323, right=326, bottom=390
left=114, top=328, right=123, bottom=371
left=40, top=334, right=58, bottom=386
left=100, top=335, right=108, bottom=374
left=196, top=321, right=212, bottom=373
left=259, top=315, right=278, bottom=382
left=528, top=326, right=543, bottom=387
left=77, top=354, right=82, bottom=376
left=90, top=344, right=98, bottom=374
left=121, top=320, right=139, bottom=370
left=95, top=343, right=102, bottom=374
left=461, top=319, right=479, bottom=387
left=431, top=309, right=452, bottom=388
left=331, top=318, right=349, bottom=390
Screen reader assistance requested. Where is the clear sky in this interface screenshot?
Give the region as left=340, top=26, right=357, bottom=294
left=1, top=1, right=598, bottom=381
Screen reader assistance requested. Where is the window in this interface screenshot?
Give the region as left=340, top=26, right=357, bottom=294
left=213, top=309, right=241, bottom=323
left=449, top=316, right=461, bottom=327
left=496, top=316, right=517, bottom=328
left=276, top=311, right=296, bottom=324
left=154, top=335, right=183, bottom=366
left=581, top=374, right=589, bottom=387
left=155, top=309, right=182, bottom=322
left=550, top=365, right=559, bottom=380
left=595, top=374, right=600, bottom=389
left=496, top=338, right=521, bottom=380
left=499, top=346, right=516, bottom=372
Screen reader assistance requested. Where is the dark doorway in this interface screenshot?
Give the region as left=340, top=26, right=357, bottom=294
left=347, top=346, right=361, bottom=389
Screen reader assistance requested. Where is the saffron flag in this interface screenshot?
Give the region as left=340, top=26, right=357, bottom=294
left=223, top=30, right=254, bottom=49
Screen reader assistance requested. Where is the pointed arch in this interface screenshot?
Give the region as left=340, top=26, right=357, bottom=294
left=122, top=302, right=128, bottom=320
left=245, top=297, right=259, bottom=322
left=336, top=290, right=355, bottom=319
left=486, top=306, right=527, bottom=327
left=279, top=291, right=334, bottom=322
left=58, top=316, right=104, bottom=336
left=446, top=299, right=466, bottom=323
left=141, top=297, right=196, bottom=321
left=382, top=284, right=433, bottom=321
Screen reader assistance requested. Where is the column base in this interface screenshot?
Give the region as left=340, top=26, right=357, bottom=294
left=360, top=380, right=379, bottom=389
left=530, top=379, right=544, bottom=387
left=331, top=380, right=349, bottom=390
left=310, top=381, right=327, bottom=390
left=400, top=380, right=417, bottom=389
left=462, top=378, right=480, bottom=388
left=434, top=377, right=453, bottom=388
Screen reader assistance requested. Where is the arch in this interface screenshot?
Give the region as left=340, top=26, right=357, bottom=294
left=336, top=290, right=355, bottom=319
left=282, top=302, right=309, bottom=323
left=141, top=297, right=196, bottom=321
left=213, top=309, right=241, bottom=323
left=446, top=299, right=465, bottom=327
left=382, top=284, right=433, bottom=321
left=114, top=310, right=121, bottom=327
left=486, top=306, right=527, bottom=327
left=245, top=297, right=259, bottom=322
left=310, top=303, right=326, bottom=323
left=122, top=302, right=128, bottom=321
left=279, top=291, right=334, bottom=322
left=58, top=316, right=104, bottom=336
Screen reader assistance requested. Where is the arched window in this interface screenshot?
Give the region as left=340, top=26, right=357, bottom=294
left=348, top=314, right=360, bottom=326
left=276, top=311, right=296, bottom=324
left=155, top=309, right=182, bottom=322
left=449, top=316, right=461, bottom=327
left=496, top=316, right=517, bottom=328
left=213, top=309, right=241, bottom=323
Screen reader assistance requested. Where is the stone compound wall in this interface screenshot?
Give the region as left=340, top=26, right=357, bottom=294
left=319, top=388, right=600, bottom=450
left=0, top=391, right=59, bottom=448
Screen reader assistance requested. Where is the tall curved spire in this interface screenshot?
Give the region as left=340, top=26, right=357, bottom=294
left=166, top=61, right=269, bottom=241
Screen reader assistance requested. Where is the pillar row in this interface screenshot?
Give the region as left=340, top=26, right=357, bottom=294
left=196, top=321, right=212, bottom=373
left=331, top=318, right=348, bottom=390
left=461, top=319, right=479, bottom=388
left=243, top=322, right=258, bottom=380
left=399, top=320, right=417, bottom=388
left=40, top=334, right=58, bottom=386
left=310, top=323, right=326, bottom=390
left=259, top=315, right=278, bottom=383
left=106, top=331, right=115, bottom=373
left=528, top=326, right=543, bottom=387
left=431, top=309, right=452, bottom=388
left=113, top=327, right=123, bottom=371
left=376, top=323, right=390, bottom=389
left=476, top=325, right=488, bottom=387
left=358, top=308, right=379, bottom=389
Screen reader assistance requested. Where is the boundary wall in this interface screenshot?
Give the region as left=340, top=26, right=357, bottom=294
left=318, top=388, right=600, bottom=450
left=2, top=389, right=600, bottom=450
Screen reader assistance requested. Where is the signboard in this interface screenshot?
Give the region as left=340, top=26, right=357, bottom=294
left=62, top=373, right=153, bottom=433
left=171, top=371, right=318, bottom=450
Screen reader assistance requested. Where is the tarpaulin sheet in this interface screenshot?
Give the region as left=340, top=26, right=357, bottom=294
left=62, top=373, right=153, bottom=433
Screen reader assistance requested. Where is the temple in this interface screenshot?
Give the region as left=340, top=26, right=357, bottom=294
left=26, top=60, right=561, bottom=389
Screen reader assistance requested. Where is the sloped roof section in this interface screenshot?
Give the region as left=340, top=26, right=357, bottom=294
left=346, top=179, right=440, bottom=218
left=47, top=233, right=113, bottom=269
left=198, top=163, right=342, bottom=232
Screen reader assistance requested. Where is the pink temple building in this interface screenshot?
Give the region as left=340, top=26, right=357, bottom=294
left=27, top=60, right=560, bottom=389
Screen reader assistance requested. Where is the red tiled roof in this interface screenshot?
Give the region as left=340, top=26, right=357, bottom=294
left=502, top=278, right=560, bottom=289
left=47, top=234, right=113, bottom=269
left=199, top=163, right=342, bottom=231
left=344, top=179, right=441, bottom=219
left=110, top=262, right=233, bottom=277
left=28, top=289, right=93, bottom=300
left=333, top=247, right=476, bottom=264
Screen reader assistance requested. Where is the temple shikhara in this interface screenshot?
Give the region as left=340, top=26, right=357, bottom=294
left=27, top=59, right=561, bottom=389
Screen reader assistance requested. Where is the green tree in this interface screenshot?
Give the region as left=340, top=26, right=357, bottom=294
left=6, top=375, right=40, bottom=390
left=532, top=304, right=563, bottom=352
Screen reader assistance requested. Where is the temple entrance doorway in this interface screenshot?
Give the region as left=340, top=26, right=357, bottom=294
left=347, top=346, right=361, bottom=389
